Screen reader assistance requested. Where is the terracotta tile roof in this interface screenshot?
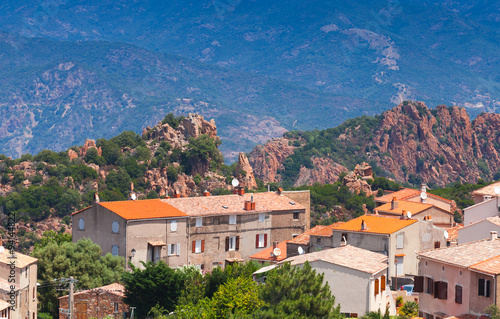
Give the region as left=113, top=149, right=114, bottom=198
left=375, top=189, right=420, bottom=203
left=313, top=222, right=345, bottom=237
left=0, top=278, right=20, bottom=292
left=163, top=192, right=304, bottom=216
left=418, top=238, right=500, bottom=268
left=71, top=205, right=92, bottom=216
left=97, top=199, right=187, bottom=220
left=249, top=240, right=288, bottom=262
left=472, top=181, right=500, bottom=197
left=376, top=200, right=436, bottom=215
left=59, top=283, right=126, bottom=299
left=469, top=255, right=500, bottom=275
left=332, top=215, right=417, bottom=235
left=283, top=245, right=388, bottom=274
left=445, top=224, right=463, bottom=242
left=288, top=226, right=326, bottom=244
left=0, top=250, right=37, bottom=268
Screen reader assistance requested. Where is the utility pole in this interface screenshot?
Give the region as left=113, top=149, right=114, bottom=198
left=69, top=276, right=74, bottom=319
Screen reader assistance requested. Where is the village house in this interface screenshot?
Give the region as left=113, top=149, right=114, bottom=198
left=458, top=216, right=500, bottom=244
left=0, top=249, right=37, bottom=319
left=308, top=215, right=447, bottom=288
left=471, top=181, right=500, bottom=204
left=282, top=245, right=396, bottom=317
left=72, top=190, right=309, bottom=270
left=58, top=283, right=128, bottom=319
left=375, top=186, right=454, bottom=213
left=463, top=196, right=500, bottom=226
left=416, top=231, right=500, bottom=318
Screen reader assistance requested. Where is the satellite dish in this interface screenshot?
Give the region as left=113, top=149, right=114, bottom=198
left=0, top=246, right=4, bottom=253
left=495, top=186, right=500, bottom=195
left=444, top=230, right=449, bottom=240
left=407, top=211, right=412, bottom=219
left=131, top=193, right=137, bottom=201
left=273, top=248, right=281, bottom=257
left=231, top=179, right=239, bottom=187
left=420, top=192, right=427, bottom=200
left=298, top=247, right=304, bottom=255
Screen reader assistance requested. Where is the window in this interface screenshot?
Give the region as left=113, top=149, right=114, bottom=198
left=213, top=216, right=220, bottom=225
left=455, top=285, right=462, bottom=304
left=426, top=277, right=434, bottom=294
left=396, top=233, right=404, bottom=249
left=78, top=218, right=84, bottom=230
left=33, top=287, right=35, bottom=299
left=478, top=278, right=491, bottom=297
left=256, top=234, right=268, bottom=248
left=341, top=233, right=348, bottom=242
left=112, top=221, right=119, bottom=233
left=229, top=215, right=237, bottom=225
left=293, top=211, right=300, bottom=220
left=374, top=279, right=379, bottom=296
left=112, top=245, right=119, bottom=256
left=192, top=240, right=205, bottom=253
left=226, top=236, right=239, bottom=251
left=148, top=244, right=162, bottom=263
left=381, top=275, right=386, bottom=292
left=196, top=218, right=203, bottom=227
left=25, top=267, right=28, bottom=278
left=434, top=281, right=448, bottom=300
left=259, top=213, right=265, bottom=223
left=316, top=237, right=321, bottom=244
left=168, top=243, right=180, bottom=256
left=114, top=302, right=119, bottom=313
left=434, top=241, right=440, bottom=249
left=170, top=220, right=177, bottom=232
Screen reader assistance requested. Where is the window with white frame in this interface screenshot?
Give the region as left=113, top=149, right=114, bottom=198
left=228, top=236, right=236, bottom=250
left=78, top=218, right=84, bottom=230
left=259, top=213, right=265, bottom=223
left=396, top=233, right=404, bottom=249
left=195, top=240, right=202, bottom=253
left=257, top=234, right=267, bottom=248
left=171, top=220, right=177, bottom=232
left=229, top=215, right=237, bottom=225
left=112, top=245, right=119, bottom=256
left=112, top=221, right=119, bottom=233
left=168, top=243, right=180, bottom=256
left=196, top=217, right=203, bottom=227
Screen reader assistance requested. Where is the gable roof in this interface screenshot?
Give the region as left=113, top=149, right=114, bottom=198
left=332, top=215, right=417, bottom=235
left=0, top=250, right=37, bottom=268
left=163, top=192, right=304, bottom=216
left=471, top=181, right=500, bottom=197
left=312, top=222, right=345, bottom=237
left=249, top=240, right=289, bottom=262
left=418, top=238, right=500, bottom=269
left=283, top=245, right=388, bottom=274
left=59, top=283, right=126, bottom=299
left=376, top=200, right=437, bottom=215
left=470, top=255, right=500, bottom=275
left=375, top=188, right=420, bottom=203
left=98, top=199, right=188, bottom=220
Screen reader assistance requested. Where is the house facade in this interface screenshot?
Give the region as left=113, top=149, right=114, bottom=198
left=72, top=191, right=309, bottom=270
left=471, top=181, right=500, bottom=204
left=375, top=187, right=454, bottom=213
left=0, top=250, right=37, bottom=319
left=463, top=197, right=499, bottom=226
left=458, top=216, right=500, bottom=244
left=284, top=245, right=396, bottom=316
left=308, top=215, right=447, bottom=288
left=416, top=232, right=500, bottom=318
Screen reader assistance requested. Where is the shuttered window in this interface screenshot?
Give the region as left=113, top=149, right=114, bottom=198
left=196, top=218, right=203, bottom=227
left=78, top=218, right=85, bottom=230
left=236, top=236, right=240, bottom=251
left=112, top=221, right=119, bottom=233
left=381, top=276, right=386, bottom=292
left=426, top=277, right=434, bottom=295
left=479, top=279, right=492, bottom=297
left=414, top=276, right=424, bottom=293
left=438, top=281, right=448, bottom=300
left=455, top=285, right=462, bottom=304
left=194, top=240, right=204, bottom=253
left=170, top=220, right=177, bottom=232
left=396, top=233, right=404, bottom=249
left=434, top=281, right=440, bottom=298
left=374, top=279, right=379, bottom=296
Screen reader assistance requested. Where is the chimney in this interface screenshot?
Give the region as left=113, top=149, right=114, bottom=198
left=401, top=210, right=407, bottom=220
left=421, top=183, right=427, bottom=192
left=173, top=190, right=181, bottom=198
left=232, top=188, right=238, bottom=194
left=244, top=200, right=255, bottom=210
left=491, top=231, right=498, bottom=241
left=94, top=192, right=100, bottom=203
left=391, top=197, right=398, bottom=210
left=238, top=187, right=245, bottom=196
left=361, top=219, right=367, bottom=230
left=277, top=187, right=283, bottom=196
left=203, top=190, right=210, bottom=197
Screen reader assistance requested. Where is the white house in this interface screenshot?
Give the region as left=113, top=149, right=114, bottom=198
left=458, top=216, right=500, bottom=244
left=463, top=197, right=500, bottom=226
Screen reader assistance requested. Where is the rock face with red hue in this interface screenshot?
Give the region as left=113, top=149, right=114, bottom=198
left=234, top=153, right=258, bottom=189
left=247, top=138, right=297, bottom=183
left=294, top=158, right=348, bottom=187
left=79, top=139, right=102, bottom=157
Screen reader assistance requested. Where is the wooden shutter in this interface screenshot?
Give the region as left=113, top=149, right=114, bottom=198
left=236, top=236, right=240, bottom=251
left=256, top=234, right=259, bottom=248
left=438, top=281, right=448, bottom=300
left=225, top=237, right=229, bottom=251
left=381, top=276, right=386, bottom=292
left=414, top=276, right=424, bottom=293
left=374, top=279, right=379, bottom=295
left=455, top=285, right=462, bottom=304
left=434, top=281, right=440, bottom=298
left=264, top=234, right=268, bottom=248
left=192, top=241, right=196, bottom=253
left=479, top=278, right=485, bottom=296
left=201, top=240, right=205, bottom=252
left=486, top=280, right=491, bottom=297
left=434, top=241, right=440, bottom=248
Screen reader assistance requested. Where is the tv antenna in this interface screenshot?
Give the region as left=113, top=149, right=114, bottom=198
left=231, top=179, right=239, bottom=188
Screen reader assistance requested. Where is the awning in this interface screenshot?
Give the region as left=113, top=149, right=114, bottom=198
left=0, top=299, right=10, bottom=311
left=253, top=264, right=277, bottom=275
left=225, top=258, right=244, bottom=263
left=148, top=241, right=167, bottom=247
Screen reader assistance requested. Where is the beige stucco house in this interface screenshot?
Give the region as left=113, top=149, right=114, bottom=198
left=417, top=232, right=500, bottom=318
left=309, top=215, right=447, bottom=288
left=283, top=245, right=396, bottom=317
left=375, top=187, right=454, bottom=213
left=0, top=250, right=37, bottom=319
left=72, top=191, right=309, bottom=271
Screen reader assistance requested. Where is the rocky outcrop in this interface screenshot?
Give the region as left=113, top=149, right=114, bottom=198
left=247, top=138, right=297, bottom=183
left=234, top=153, right=257, bottom=189
left=342, top=172, right=373, bottom=195
left=79, top=139, right=102, bottom=157
left=294, top=158, right=348, bottom=187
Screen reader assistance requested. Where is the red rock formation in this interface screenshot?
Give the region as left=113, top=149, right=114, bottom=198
left=247, top=137, right=296, bottom=183
left=294, top=158, right=348, bottom=187
left=78, top=139, right=102, bottom=158
left=234, top=153, right=257, bottom=189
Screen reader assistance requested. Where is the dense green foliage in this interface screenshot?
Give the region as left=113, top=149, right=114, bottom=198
left=33, top=238, right=125, bottom=317
left=428, top=180, right=489, bottom=210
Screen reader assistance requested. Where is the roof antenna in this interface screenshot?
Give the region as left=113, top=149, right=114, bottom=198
left=267, top=184, right=270, bottom=192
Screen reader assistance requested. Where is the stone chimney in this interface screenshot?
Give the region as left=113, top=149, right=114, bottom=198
left=203, top=190, right=210, bottom=197
left=491, top=231, right=498, bottom=241
left=391, top=197, right=398, bottom=210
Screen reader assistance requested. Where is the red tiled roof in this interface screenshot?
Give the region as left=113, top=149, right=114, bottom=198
left=445, top=224, right=463, bottom=242
left=0, top=250, right=37, bottom=268
left=164, top=192, right=304, bottom=216
left=470, top=255, right=500, bottom=275
left=98, top=199, right=187, bottom=220
left=287, top=226, right=327, bottom=245
left=332, top=215, right=417, bottom=235
left=375, top=189, right=420, bottom=203
left=312, top=222, right=345, bottom=237
left=376, top=200, right=436, bottom=215
left=472, top=181, right=500, bottom=196
left=59, top=283, right=126, bottom=299
left=249, top=240, right=288, bottom=262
